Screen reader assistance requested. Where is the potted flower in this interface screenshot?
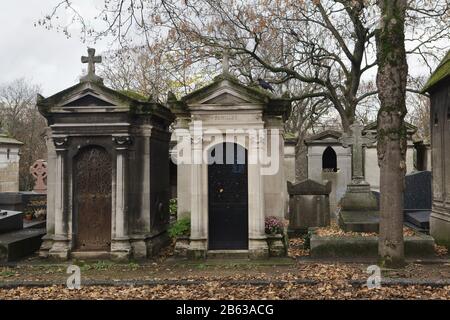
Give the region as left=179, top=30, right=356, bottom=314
left=265, top=216, right=287, bottom=257
left=24, top=211, right=34, bottom=221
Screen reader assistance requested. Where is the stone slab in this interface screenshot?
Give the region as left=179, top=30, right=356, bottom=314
left=0, top=192, right=22, bottom=211
left=0, top=210, right=23, bottom=234
left=404, top=210, right=430, bottom=230
left=338, top=210, right=379, bottom=233
left=404, top=171, right=431, bottom=210
left=23, top=220, right=46, bottom=229
left=0, top=228, right=45, bottom=262
left=310, top=233, right=435, bottom=258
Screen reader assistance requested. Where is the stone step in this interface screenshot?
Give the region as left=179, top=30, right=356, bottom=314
left=0, top=228, right=45, bottom=262
left=23, top=219, right=46, bottom=229
left=207, top=250, right=249, bottom=259
left=70, top=251, right=111, bottom=260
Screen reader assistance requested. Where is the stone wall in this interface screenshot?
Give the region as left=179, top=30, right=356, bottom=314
left=0, top=146, right=20, bottom=192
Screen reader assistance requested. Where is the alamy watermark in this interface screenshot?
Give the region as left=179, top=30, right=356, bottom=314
left=366, top=265, right=382, bottom=289
left=66, top=265, right=81, bottom=290
left=171, top=121, right=281, bottom=176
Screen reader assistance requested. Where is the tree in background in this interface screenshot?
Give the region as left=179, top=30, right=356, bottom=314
left=0, top=79, right=47, bottom=190
left=40, top=0, right=450, bottom=132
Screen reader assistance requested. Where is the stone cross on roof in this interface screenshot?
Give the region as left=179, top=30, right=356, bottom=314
left=222, top=50, right=230, bottom=74
left=339, top=122, right=376, bottom=183
left=80, top=48, right=103, bottom=83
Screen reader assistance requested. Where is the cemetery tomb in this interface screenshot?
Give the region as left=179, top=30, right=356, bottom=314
left=169, top=57, right=291, bottom=259
left=423, top=50, right=450, bottom=247
left=36, top=48, right=174, bottom=260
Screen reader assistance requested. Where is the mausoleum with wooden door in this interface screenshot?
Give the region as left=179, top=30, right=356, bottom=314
left=36, top=49, right=174, bottom=260
left=169, top=64, right=291, bottom=259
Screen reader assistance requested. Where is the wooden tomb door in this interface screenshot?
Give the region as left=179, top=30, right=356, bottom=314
left=74, top=146, right=112, bottom=251
left=208, top=143, right=248, bottom=250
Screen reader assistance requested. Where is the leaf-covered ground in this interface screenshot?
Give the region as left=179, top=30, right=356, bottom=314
left=1, top=283, right=449, bottom=300
left=0, top=235, right=449, bottom=300
left=1, top=258, right=450, bottom=299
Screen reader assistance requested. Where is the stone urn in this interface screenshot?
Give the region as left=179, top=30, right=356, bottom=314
left=266, top=234, right=287, bottom=257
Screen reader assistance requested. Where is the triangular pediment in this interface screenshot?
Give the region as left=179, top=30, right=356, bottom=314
left=202, top=92, right=250, bottom=105
left=305, top=130, right=342, bottom=144
left=62, top=94, right=116, bottom=107
left=181, top=74, right=270, bottom=106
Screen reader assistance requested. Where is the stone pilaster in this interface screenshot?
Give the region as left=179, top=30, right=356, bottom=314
left=48, top=136, right=70, bottom=260
left=188, top=133, right=207, bottom=258
left=248, top=132, right=268, bottom=259
left=111, top=136, right=132, bottom=261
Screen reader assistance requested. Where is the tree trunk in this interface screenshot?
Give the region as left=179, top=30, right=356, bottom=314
left=376, top=0, right=408, bottom=268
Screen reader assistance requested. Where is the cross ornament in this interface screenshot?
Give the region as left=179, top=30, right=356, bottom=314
left=80, top=48, right=103, bottom=83
left=339, top=122, right=376, bottom=183
left=222, top=50, right=230, bottom=74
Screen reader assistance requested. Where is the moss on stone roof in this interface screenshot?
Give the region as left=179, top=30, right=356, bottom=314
left=423, top=51, right=450, bottom=93
left=0, top=131, right=23, bottom=145
left=118, top=90, right=149, bottom=102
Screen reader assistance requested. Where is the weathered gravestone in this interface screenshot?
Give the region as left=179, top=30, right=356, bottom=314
left=404, top=171, right=432, bottom=231
left=338, top=122, right=379, bottom=232
left=30, top=159, right=47, bottom=193
left=287, top=179, right=331, bottom=235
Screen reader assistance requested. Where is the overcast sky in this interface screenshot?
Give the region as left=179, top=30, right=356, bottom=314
left=0, top=0, right=110, bottom=96
left=0, top=1, right=443, bottom=98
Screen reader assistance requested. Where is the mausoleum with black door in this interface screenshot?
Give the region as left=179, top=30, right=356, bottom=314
left=37, top=49, right=174, bottom=260
left=169, top=64, right=291, bottom=259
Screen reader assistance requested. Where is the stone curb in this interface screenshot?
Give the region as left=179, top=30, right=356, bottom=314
left=1, top=278, right=449, bottom=289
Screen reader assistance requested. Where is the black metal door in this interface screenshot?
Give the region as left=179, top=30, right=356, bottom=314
left=74, top=146, right=112, bottom=251
left=208, top=143, right=248, bottom=250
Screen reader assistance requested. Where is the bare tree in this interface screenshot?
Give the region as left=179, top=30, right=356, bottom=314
left=39, top=0, right=450, bottom=133
left=0, top=79, right=47, bottom=190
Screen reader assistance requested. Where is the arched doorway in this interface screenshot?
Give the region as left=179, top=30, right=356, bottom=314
left=322, top=146, right=337, bottom=172
left=74, top=146, right=112, bottom=251
left=208, top=142, right=248, bottom=250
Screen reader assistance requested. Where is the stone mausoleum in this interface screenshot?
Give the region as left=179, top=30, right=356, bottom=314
left=0, top=128, right=23, bottom=192
left=423, top=50, right=450, bottom=247
left=37, top=49, right=174, bottom=260
left=169, top=62, right=291, bottom=258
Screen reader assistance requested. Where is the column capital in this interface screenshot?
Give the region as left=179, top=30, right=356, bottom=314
left=53, top=136, right=69, bottom=151
left=112, top=135, right=132, bottom=149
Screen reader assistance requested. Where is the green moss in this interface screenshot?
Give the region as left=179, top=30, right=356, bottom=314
left=422, top=51, right=450, bottom=93
left=118, top=90, right=149, bottom=101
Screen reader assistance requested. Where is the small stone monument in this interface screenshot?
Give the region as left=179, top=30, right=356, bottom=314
left=338, top=122, right=379, bottom=232
left=30, top=159, right=47, bottom=193
left=287, top=179, right=332, bottom=235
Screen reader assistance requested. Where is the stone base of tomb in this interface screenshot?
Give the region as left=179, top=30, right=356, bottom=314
left=187, top=238, right=207, bottom=260
left=339, top=210, right=379, bottom=233
left=338, top=180, right=379, bottom=232
left=248, top=238, right=269, bottom=259
left=48, top=236, right=71, bottom=260
left=309, top=233, right=435, bottom=258
left=38, top=234, right=54, bottom=258
left=174, top=236, right=190, bottom=257
left=110, top=238, right=132, bottom=261
left=430, top=205, right=450, bottom=248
